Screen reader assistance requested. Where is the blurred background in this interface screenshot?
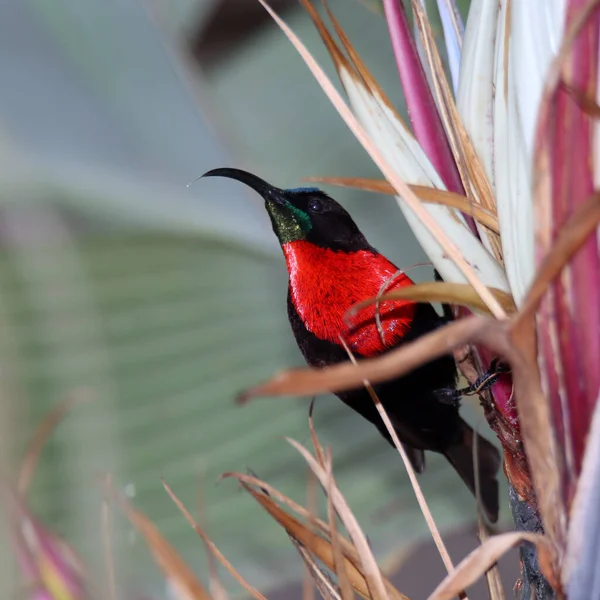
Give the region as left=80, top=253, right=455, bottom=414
left=0, top=0, right=516, bottom=598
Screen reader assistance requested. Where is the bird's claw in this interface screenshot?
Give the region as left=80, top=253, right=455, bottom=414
left=434, top=387, right=462, bottom=406
left=435, top=358, right=510, bottom=405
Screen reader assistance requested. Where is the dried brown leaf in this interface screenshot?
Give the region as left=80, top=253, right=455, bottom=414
left=240, top=481, right=399, bottom=600
left=238, top=316, right=493, bottom=400
left=319, top=0, right=409, bottom=126
left=299, top=0, right=354, bottom=79
left=294, top=539, right=342, bottom=600
left=196, top=476, right=229, bottom=600
left=325, top=450, right=355, bottom=600
left=303, top=465, right=319, bottom=600
left=427, top=532, right=552, bottom=600
left=222, top=472, right=334, bottom=541
left=309, top=400, right=326, bottom=467
left=472, top=428, right=506, bottom=600
left=303, top=177, right=499, bottom=232
left=18, top=391, right=90, bottom=496
left=287, top=438, right=394, bottom=600
left=162, top=479, right=264, bottom=600
left=104, top=482, right=212, bottom=600
left=347, top=282, right=516, bottom=318
left=224, top=471, right=388, bottom=585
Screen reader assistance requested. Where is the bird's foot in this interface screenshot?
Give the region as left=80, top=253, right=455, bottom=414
left=435, top=358, right=511, bottom=405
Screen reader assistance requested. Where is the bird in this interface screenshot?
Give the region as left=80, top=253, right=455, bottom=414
left=202, top=167, right=501, bottom=522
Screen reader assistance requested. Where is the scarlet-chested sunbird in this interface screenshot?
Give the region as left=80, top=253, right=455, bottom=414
left=203, top=167, right=501, bottom=523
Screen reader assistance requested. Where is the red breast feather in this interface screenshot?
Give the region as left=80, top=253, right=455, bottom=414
left=283, top=240, right=416, bottom=357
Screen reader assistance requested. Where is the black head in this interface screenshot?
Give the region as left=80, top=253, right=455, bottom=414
left=202, top=168, right=374, bottom=252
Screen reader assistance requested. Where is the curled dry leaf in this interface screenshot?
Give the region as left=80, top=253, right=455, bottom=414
left=223, top=471, right=382, bottom=583
left=162, top=479, right=263, bottom=600
left=302, top=177, right=499, bottom=232
left=222, top=472, right=334, bottom=542
left=427, top=532, right=553, bottom=600
left=346, top=282, right=516, bottom=319
left=237, top=479, right=407, bottom=600
left=103, top=481, right=212, bottom=600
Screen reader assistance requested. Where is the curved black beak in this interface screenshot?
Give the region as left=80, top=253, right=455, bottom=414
left=202, top=168, right=285, bottom=205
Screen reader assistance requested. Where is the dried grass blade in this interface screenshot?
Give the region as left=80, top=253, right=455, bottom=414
left=162, top=479, right=263, bottom=600
left=239, top=480, right=404, bottom=600
left=222, top=472, right=334, bottom=538
left=256, top=0, right=506, bottom=318
left=196, top=477, right=229, bottom=600
left=325, top=450, right=355, bottom=600
left=302, top=177, right=499, bottom=231
left=337, top=341, right=457, bottom=580
left=317, top=0, right=409, bottom=129
left=287, top=438, right=393, bottom=600
left=427, top=532, right=552, bottom=600
left=293, top=539, right=342, bottom=600
left=18, top=392, right=89, bottom=496
left=304, top=465, right=318, bottom=600
left=309, top=400, right=326, bottom=467
left=299, top=0, right=354, bottom=77
left=476, top=515, right=505, bottom=600
left=223, top=471, right=384, bottom=585
left=347, top=282, right=516, bottom=317
left=103, top=482, right=212, bottom=600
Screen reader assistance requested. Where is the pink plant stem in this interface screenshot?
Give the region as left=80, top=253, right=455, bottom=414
left=382, top=0, right=465, bottom=197
left=542, top=0, right=600, bottom=497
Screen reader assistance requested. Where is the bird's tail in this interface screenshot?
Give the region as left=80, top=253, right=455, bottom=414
left=443, top=419, right=501, bottom=523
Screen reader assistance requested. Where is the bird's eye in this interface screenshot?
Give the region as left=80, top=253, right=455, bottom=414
left=308, top=198, right=324, bottom=213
